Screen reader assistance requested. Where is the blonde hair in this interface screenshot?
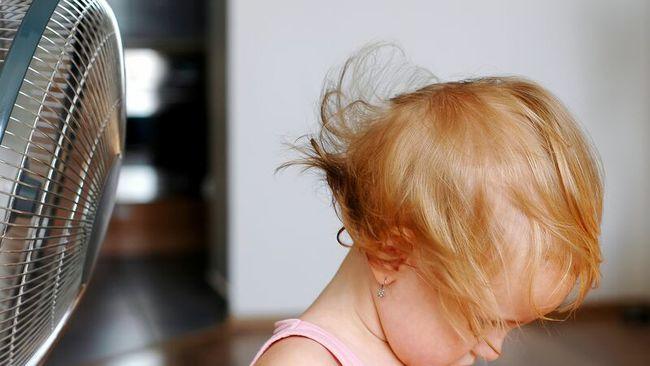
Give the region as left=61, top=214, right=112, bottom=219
left=276, top=43, right=604, bottom=339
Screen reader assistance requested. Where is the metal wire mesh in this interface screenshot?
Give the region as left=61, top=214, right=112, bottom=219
left=0, top=2, right=33, bottom=65
left=0, top=0, right=124, bottom=364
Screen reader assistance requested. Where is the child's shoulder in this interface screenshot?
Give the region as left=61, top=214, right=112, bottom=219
left=253, top=336, right=341, bottom=366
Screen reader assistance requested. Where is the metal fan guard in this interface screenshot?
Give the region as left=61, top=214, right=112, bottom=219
left=0, top=0, right=125, bottom=364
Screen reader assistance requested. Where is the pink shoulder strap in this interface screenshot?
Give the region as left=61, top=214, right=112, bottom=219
left=249, top=318, right=365, bottom=366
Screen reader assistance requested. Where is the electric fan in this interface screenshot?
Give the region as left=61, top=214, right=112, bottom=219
left=0, top=0, right=125, bottom=364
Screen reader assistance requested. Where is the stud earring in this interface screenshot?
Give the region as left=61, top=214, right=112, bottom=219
left=377, top=277, right=387, bottom=298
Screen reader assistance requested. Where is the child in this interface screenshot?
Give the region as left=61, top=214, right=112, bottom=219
left=250, top=44, right=604, bottom=366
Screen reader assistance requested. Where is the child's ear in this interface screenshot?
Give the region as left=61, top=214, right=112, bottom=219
left=366, top=253, right=397, bottom=286
left=364, top=239, right=410, bottom=286
left=361, top=226, right=417, bottom=284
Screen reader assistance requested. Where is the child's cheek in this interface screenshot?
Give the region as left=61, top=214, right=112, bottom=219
left=376, top=267, right=475, bottom=366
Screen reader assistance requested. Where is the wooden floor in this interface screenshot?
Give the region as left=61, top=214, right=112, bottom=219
left=86, top=305, right=649, bottom=366
left=46, top=254, right=227, bottom=366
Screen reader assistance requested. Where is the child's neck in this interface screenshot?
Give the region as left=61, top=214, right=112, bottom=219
left=300, top=248, right=403, bottom=365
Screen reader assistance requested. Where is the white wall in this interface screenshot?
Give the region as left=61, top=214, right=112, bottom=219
left=224, top=0, right=650, bottom=317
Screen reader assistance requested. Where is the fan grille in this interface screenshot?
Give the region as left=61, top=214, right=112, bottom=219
left=0, top=0, right=124, bottom=364
left=0, top=1, right=33, bottom=65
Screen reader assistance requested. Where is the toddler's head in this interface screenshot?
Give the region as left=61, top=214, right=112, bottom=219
left=278, top=44, right=604, bottom=365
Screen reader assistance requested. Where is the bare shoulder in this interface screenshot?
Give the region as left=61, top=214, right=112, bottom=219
left=253, top=336, right=340, bottom=366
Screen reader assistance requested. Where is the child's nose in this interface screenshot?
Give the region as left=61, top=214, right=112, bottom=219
left=473, top=330, right=507, bottom=361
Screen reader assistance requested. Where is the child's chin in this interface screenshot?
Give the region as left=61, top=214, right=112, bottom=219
left=449, top=354, right=476, bottom=366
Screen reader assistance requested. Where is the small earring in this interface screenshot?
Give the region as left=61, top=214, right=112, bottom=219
left=377, top=277, right=387, bottom=298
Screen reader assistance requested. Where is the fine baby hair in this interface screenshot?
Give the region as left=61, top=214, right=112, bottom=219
left=275, top=42, right=604, bottom=341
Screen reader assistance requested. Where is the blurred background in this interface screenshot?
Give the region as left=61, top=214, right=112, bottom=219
left=46, top=0, right=648, bottom=365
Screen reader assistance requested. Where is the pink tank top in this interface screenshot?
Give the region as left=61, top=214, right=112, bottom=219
left=249, top=318, right=366, bottom=366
